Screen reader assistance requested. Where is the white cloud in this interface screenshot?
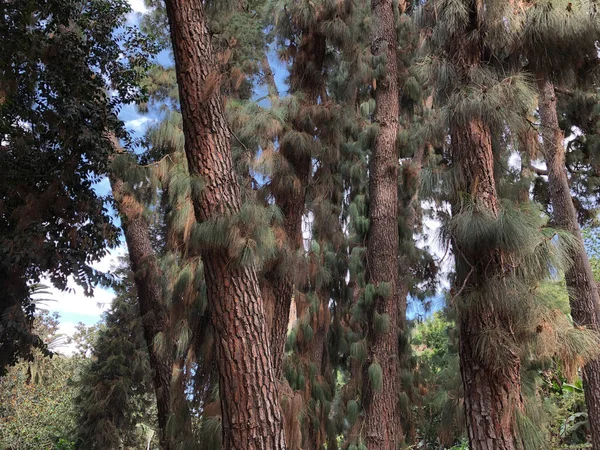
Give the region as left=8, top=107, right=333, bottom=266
left=53, top=321, right=79, bottom=356
left=91, top=243, right=127, bottom=273
left=125, top=116, right=153, bottom=134
left=128, top=0, right=149, bottom=13
left=36, top=278, right=114, bottom=317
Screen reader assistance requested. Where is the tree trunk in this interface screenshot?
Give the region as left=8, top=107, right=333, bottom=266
left=363, top=1, right=402, bottom=448
left=261, top=56, right=279, bottom=100
left=537, top=76, right=600, bottom=450
left=451, top=118, right=526, bottom=450
left=110, top=175, right=173, bottom=450
left=268, top=30, right=326, bottom=380
left=459, top=314, right=524, bottom=450
left=163, top=2, right=286, bottom=449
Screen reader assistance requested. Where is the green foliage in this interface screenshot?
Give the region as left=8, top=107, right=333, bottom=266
left=350, top=339, right=368, bottom=365
left=368, top=362, right=383, bottom=392
left=522, top=0, right=599, bottom=79
left=346, top=399, right=359, bottom=426
left=75, top=269, right=157, bottom=450
left=0, top=355, right=79, bottom=449
left=373, top=312, right=391, bottom=335
left=0, top=312, right=80, bottom=449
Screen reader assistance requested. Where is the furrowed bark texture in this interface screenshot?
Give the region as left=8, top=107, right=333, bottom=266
left=268, top=31, right=326, bottom=380
left=452, top=119, right=525, bottom=450
left=364, top=1, right=402, bottom=448
left=538, top=77, right=600, bottom=450
left=163, top=2, right=286, bottom=449
left=110, top=176, right=173, bottom=450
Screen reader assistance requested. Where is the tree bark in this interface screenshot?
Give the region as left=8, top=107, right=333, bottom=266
left=537, top=76, right=600, bottom=450
left=110, top=175, right=173, bottom=450
left=268, top=30, right=326, bottom=380
left=163, top=2, right=286, bottom=449
left=451, top=118, right=526, bottom=450
left=459, top=313, right=524, bottom=450
left=363, top=1, right=402, bottom=448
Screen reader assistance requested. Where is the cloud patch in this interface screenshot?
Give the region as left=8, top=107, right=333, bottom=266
left=128, top=0, right=149, bottom=13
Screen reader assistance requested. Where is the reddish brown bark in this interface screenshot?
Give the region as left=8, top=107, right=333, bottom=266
left=538, top=77, right=600, bottom=450
left=451, top=119, right=525, bottom=450
left=163, top=2, right=286, bottom=449
left=363, top=1, right=402, bottom=448
left=268, top=30, right=326, bottom=380
left=446, top=7, right=527, bottom=443
left=110, top=175, right=173, bottom=450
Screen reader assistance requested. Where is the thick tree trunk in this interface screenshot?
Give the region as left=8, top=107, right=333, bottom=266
left=459, top=315, right=524, bottom=450
left=163, top=2, right=286, bottom=449
left=110, top=176, right=173, bottom=450
left=452, top=119, right=526, bottom=450
left=363, top=1, right=402, bottom=448
left=537, top=77, right=600, bottom=450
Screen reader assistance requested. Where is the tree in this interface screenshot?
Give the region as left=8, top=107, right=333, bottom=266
left=75, top=265, right=158, bottom=450
left=362, top=0, right=403, bottom=448
left=520, top=3, right=600, bottom=447
left=162, top=1, right=286, bottom=448
left=0, top=0, right=150, bottom=374
left=417, top=0, right=600, bottom=448
left=0, top=312, right=79, bottom=449
left=109, top=165, right=175, bottom=450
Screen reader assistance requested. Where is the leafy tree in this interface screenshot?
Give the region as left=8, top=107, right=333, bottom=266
left=0, top=0, right=151, bottom=375
left=0, top=312, right=79, bottom=449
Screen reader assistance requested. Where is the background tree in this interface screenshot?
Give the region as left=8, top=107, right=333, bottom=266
left=418, top=0, right=600, bottom=448
left=75, top=263, right=158, bottom=450
left=520, top=3, right=600, bottom=447
left=0, top=0, right=151, bottom=375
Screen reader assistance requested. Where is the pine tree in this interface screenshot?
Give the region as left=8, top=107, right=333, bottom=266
left=263, top=0, right=327, bottom=380
left=520, top=3, right=600, bottom=447
left=110, top=150, right=175, bottom=450
left=416, top=0, right=600, bottom=448
left=362, top=0, right=403, bottom=447
left=163, top=1, right=286, bottom=448
left=76, top=263, right=157, bottom=450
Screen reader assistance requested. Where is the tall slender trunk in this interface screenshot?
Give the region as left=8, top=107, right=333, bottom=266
left=537, top=76, right=600, bottom=450
left=261, top=56, right=279, bottom=100
left=451, top=118, right=526, bottom=450
left=268, top=31, right=326, bottom=380
left=163, top=2, right=286, bottom=449
left=110, top=175, right=173, bottom=450
left=363, top=1, right=402, bottom=447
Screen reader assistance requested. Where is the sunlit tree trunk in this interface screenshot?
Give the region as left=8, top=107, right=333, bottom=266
left=163, top=1, right=286, bottom=448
